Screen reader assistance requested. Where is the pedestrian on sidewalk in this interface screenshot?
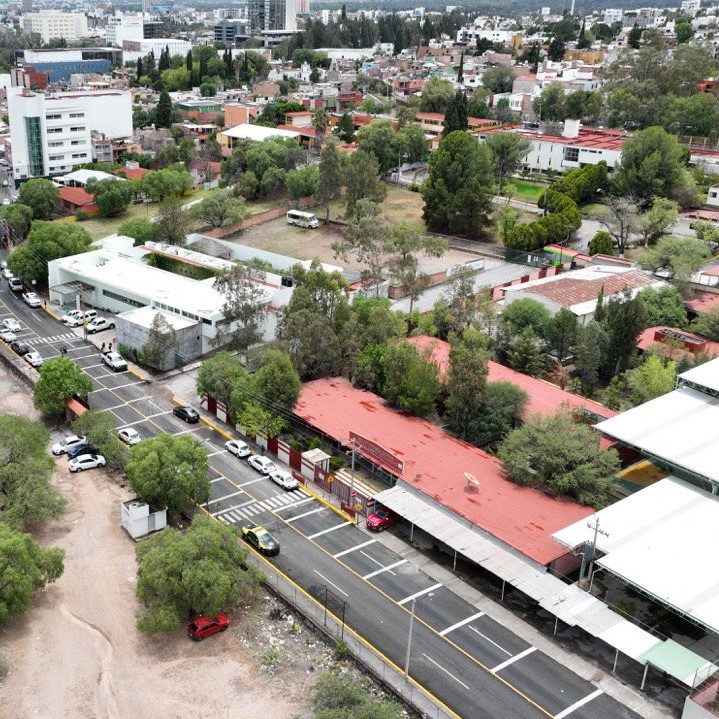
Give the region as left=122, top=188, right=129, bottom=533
left=100, top=342, right=105, bottom=353
left=60, top=345, right=67, bottom=356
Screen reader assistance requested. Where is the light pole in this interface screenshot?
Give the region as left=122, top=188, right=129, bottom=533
left=396, top=149, right=404, bottom=186
left=404, top=597, right=416, bottom=677
left=348, top=436, right=359, bottom=525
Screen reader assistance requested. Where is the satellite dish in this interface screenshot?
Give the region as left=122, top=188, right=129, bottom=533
left=464, top=472, right=479, bottom=487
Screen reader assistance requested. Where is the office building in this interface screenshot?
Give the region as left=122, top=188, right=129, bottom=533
left=248, top=0, right=297, bottom=33
left=14, top=48, right=122, bottom=84
left=121, top=38, right=192, bottom=62
left=23, top=11, right=89, bottom=45
left=215, top=19, right=249, bottom=44
left=107, top=13, right=144, bottom=47
left=7, top=87, right=132, bottom=181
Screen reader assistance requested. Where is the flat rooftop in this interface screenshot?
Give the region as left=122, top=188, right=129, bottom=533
left=295, top=377, right=592, bottom=565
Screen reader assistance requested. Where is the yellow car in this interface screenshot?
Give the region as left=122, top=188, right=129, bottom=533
left=241, top=524, right=280, bottom=556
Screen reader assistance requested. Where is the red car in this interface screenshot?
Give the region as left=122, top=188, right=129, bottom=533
left=365, top=507, right=401, bottom=532
left=188, top=614, right=229, bottom=640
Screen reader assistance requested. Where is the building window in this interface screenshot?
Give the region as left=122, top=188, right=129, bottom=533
left=25, top=116, right=44, bottom=176
left=102, top=289, right=144, bottom=308
left=70, top=126, right=86, bottom=133
left=71, top=140, right=86, bottom=146
left=69, top=112, right=84, bottom=118
left=47, top=127, right=62, bottom=134
left=564, top=147, right=580, bottom=163
left=45, top=113, right=62, bottom=120
left=48, top=141, right=63, bottom=148
left=71, top=153, right=87, bottom=159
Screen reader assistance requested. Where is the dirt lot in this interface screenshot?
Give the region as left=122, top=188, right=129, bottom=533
left=0, top=370, right=328, bottom=719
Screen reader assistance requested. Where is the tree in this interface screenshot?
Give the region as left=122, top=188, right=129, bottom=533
left=546, top=308, right=578, bottom=360
left=253, top=349, right=301, bottom=409
left=335, top=112, right=355, bottom=143
left=155, top=197, right=189, bottom=246
left=592, top=196, right=640, bottom=257
left=468, top=381, right=528, bottom=447
left=154, top=90, right=173, bottom=128
left=505, top=327, right=545, bottom=376
left=547, top=37, right=566, bottom=62
left=443, top=90, right=468, bottom=135
left=237, top=400, right=286, bottom=439
left=588, top=230, right=614, bottom=256
left=357, top=120, right=397, bottom=173
left=636, top=236, right=711, bottom=296
left=18, top=178, right=59, bottom=219
left=499, top=412, right=619, bottom=507
left=285, top=165, right=319, bottom=205
left=126, top=434, right=209, bottom=517
left=118, top=217, right=158, bottom=246
left=501, top=298, right=551, bottom=337
left=637, top=286, right=687, bottom=328
left=637, top=197, right=679, bottom=248
left=381, top=341, right=441, bottom=417
left=0, top=524, right=64, bottom=624
left=676, top=21, right=694, bottom=44
left=445, top=329, right=489, bottom=440
left=33, top=357, right=93, bottom=416
left=280, top=309, right=343, bottom=380
left=312, top=673, right=405, bottom=719
left=189, top=190, right=247, bottom=229
left=141, top=166, right=193, bottom=201
left=422, top=131, right=494, bottom=237
left=0, top=203, right=33, bottom=239
left=418, top=77, right=454, bottom=113
left=496, top=204, right=520, bottom=246
left=214, top=264, right=268, bottom=357
left=574, top=320, right=607, bottom=395
left=137, top=56, right=144, bottom=83
left=197, top=351, right=247, bottom=410
left=316, top=142, right=343, bottom=223
left=0, top=416, right=66, bottom=530
left=533, top=82, right=566, bottom=121
left=86, top=178, right=134, bottom=217
left=691, top=307, right=719, bottom=340
left=343, top=150, right=387, bottom=217
left=482, top=66, right=516, bottom=94
left=141, top=312, right=179, bottom=369
left=627, top=24, right=643, bottom=49
left=393, top=125, right=429, bottom=164
left=71, top=411, right=129, bottom=471
left=627, top=355, right=677, bottom=405
left=602, top=292, right=649, bottom=377
left=199, top=81, right=216, bottom=97
left=135, top=514, right=262, bottom=634
left=484, top=133, right=531, bottom=190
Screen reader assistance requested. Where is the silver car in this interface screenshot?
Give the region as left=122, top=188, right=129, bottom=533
left=225, top=439, right=251, bottom=458
left=2, top=317, right=21, bottom=332
left=24, top=351, right=43, bottom=368
left=22, top=292, right=41, bottom=308
left=268, top=469, right=299, bottom=491
left=247, top=455, right=277, bottom=475
left=52, top=434, right=87, bottom=456
left=118, top=427, right=141, bottom=445
left=68, top=453, right=106, bottom=472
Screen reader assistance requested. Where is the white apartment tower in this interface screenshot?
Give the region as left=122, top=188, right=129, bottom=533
left=7, top=88, right=132, bottom=181
left=22, top=10, right=89, bottom=44
left=248, top=0, right=297, bottom=32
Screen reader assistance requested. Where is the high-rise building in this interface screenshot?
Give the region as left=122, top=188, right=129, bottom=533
left=248, top=0, right=296, bottom=32
left=215, top=19, right=249, bottom=44
left=22, top=11, right=89, bottom=45
left=106, top=13, right=144, bottom=47
left=21, top=0, right=33, bottom=13
left=7, top=88, right=132, bottom=181
left=296, top=0, right=310, bottom=15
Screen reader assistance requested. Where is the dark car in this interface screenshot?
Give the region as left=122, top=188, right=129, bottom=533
left=66, top=442, right=98, bottom=459
left=366, top=507, right=401, bottom=532
left=8, top=277, right=23, bottom=292
left=10, top=340, right=31, bottom=356
left=188, top=614, right=229, bottom=641
left=241, top=524, right=280, bottom=556
left=173, top=405, right=200, bottom=423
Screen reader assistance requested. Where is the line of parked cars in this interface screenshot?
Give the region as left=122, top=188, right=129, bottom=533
left=224, top=439, right=300, bottom=491
left=51, top=434, right=106, bottom=472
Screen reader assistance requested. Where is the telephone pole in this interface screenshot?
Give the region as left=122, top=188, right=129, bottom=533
left=580, top=515, right=609, bottom=588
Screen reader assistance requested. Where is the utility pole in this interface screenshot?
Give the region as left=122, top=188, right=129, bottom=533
left=580, top=515, right=609, bottom=588
left=348, top=436, right=358, bottom=525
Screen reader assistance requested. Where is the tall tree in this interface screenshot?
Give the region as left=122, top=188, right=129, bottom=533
left=185, top=49, right=193, bottom=73
left=141, top=312, right=179, bottom=369
left=253, top=349, right=301, bottom=409
left=381, top=341, right=441, bottom=417
left=18, top=178, right=59, bottom=220
left=546, top=308, right=578, bottom=361
left=505, top=327, right=545, bottom=376
left=468, top=381, right=528, bottom=447
left=154, top=90, right=173, bottom=129
left=443, top=90, right=469, bottom=135
left=33, top=357, right=93, bottom=416
left=343, top=150, right=387, bottom=217
left=592, top=196, right=640, bottom=257
left=637, top=236, right=711, bottom=296
left=627, top=355, right=677, bottom=405
left=602, top=292, right=649, bottom=377
left=188, top=190, right=247, bottom=228
left=574, top=320, right=607, bottom=395
left=196, top=351, right=247, bottom=409
left=456, top=51, right=464, bottom=84
left=155, top=197, right=188, bottom=245
left=137, top=56, right=143, bottom=83
left=316, top=142, right=343, bottom=223
left=484, top=133, right=531, bottom=190
left=335, top=112, right=355, bottom=143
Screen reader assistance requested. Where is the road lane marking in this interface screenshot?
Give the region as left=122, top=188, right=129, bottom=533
left=207, top=490, right=244, bottom=505
left=313, top=570, right=349, bottom=597
left=238, top=477, right=265, bottom=487
left=440, top=611, right=486, bottom=637
left=492, top=647, right=536, bottom=673
left=275, top=497, right=314, bottom=511
left=554, top=689, right=603, bottom=719
left=469, top=625, right=512, bottom=656
left=285, top=507, right=325, bottom=523
left=333, top=539, right=376, bottom=558
left=422, top=654, right=470, bottom=690
left=363, top=559, right=408, bottom=579
left=398, top=583, right=442, bottom=606
left=116, top=411, right=171, bottom=427
left=308, top=521, right=353, bottom=539
left=89, top=381, right=139, bottom=393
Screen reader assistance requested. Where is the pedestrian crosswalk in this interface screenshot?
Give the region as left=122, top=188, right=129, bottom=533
left=26, top=332, right=79, bottom=345
left=214, top=489, right=308, bottom=525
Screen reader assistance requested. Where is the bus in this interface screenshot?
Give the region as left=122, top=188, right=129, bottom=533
left=286, top=210, right=320, bottom=228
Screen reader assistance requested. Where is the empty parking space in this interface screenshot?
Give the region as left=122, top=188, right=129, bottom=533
left=447, top=613, right=532, bottom=668
left=369, top=564, right=442, bottom=604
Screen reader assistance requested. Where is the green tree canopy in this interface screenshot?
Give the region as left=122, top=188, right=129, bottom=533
left=627, top=354, right=677, bottom=405
left=501, top=298, right=551, bottom=337
left=18, top=178, right=59, bottom=219
left=86, top=178, right=134, bottom=217
left=467, top=381, right=528, bottom=447
left=141, top=312, right=179, bottom=369
left=636, top=236, right=711, bottom=296
left=316, top=142, right=343, bottom=222
left=484, top=133, right=531, bottom=189
left=637, top=286, right=688, bottom=328
left=197, top=351, right=247, bottom=409
left=381, top=341, right=441, bottom=417
left=253, top=349, right=301, bottom=410
left=285, top=165, right=319, bottom=204
left=357, top=120, right=397, bottom=173
left=71, top=410, right=129, bottom=471
left=189, top=189, right=247, bottom=229
left=118, top=217, right=158, bottom=246
left=418, top=77, right=455, bottom=113
left=588, top=230, right=614, bottom=256
left=343, top=150, right=387, bottom=217
left=0, top=203, right=33, bottom=239
left=33, top=356, right=93, bottom=416
left=691, top=307, right=719, bottom=341
left=482, top=66, right=516, bottom=94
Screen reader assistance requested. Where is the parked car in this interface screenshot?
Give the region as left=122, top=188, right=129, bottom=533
left=10, top=340, right=31, bottom=356
left=1, top=267, right=13, bottom=279
left=2, top=317, right=21, bottom=332
left=118, top=427, right=141, bottom=446
left=52, top=434, right=87, bottom=456
left=173, top=405, right=199, bottom=423
left=68, top=453, right=106, bottom=472
left=60, top=309, right=82, bottom=325
left=64, top=309, right=98, bottom=327
left=102, top=351, right=128, bottom=372
left=188, top=614, right=229, bottom=641
left=268, top=469, right=299, bottom=491
left=247, top=455, right=276, bottom=475
left=24, top=351, right=43, bottom=368
left=66, top=442, right=98, bottom=459
left=86, top=316, right=115, bottom=334
left=8, top=277, right=23, bottom=292
left=22, top=291, right=41, bottom=308
left=366, top=507, right=401, bottom=532
left=225, top=439, right=251, bottom=458
left=241, top=524, right=280, bottom=556
left=0, top=329, right=16, bottom=343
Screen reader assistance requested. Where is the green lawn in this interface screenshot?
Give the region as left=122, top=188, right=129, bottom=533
left=510, top=180, right=546, bottom=203
left=582, top=202, right=603, bottom=216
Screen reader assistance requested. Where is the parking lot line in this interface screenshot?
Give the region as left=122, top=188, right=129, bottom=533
left=491, top=647, right=536, bottom=673
left=274, top=496, right=314, bottom=511
left=307, top=521, right=353, bottom=539
left=363, top=559, right=408, bottom=580
left=333, top=539, right=376, bottom=558
left=470, top=625, right=512, bottom=657
left=398, top=583, right=443, bottom=606
left=439, top=611, right=485, bottom=637
left=285, top=507, right=325, bottom=523
left=90, top=381, right=139, bottom=393
left=238, top=477, right=265, bottom=488
left=313, top=569, right=349, bottom=598
left=207, top=490, right=244, bottom=505
left=422, top=654, right=470, bottom=691
left=554, top=689, right=603, bottom=719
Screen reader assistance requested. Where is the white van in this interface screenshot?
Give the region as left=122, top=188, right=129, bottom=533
left=286, top=210, right=319, bottom=229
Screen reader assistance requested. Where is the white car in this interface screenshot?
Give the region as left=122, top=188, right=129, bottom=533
left=225, top=439, right=251, bottom=458
left=1, top=267, right=13, bottom=279
left=2, top=317, right=21, bottom=332
left=24, top=351, right=43, bottom=368
left=62, top=309, right=97, bottom=327
left=52, top=434, right=87, bottom=456
left=86, top=316, right=115, bottom=334
left=68, top=453, right=106, bottom=472
left=118, top=427, right=141, bottom=445
left=0, top=329, right=16, bottom=343
left=22, top=292, right=41, bottom=308
left=269, top=469, right=299, bottom=491
left=60, top=309, right=82, bottom=324
left=247, top=455, right=277, bottom=475
left=102, top=351, right=127, bottom=372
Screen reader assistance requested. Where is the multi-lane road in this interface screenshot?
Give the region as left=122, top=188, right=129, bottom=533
left=0, top=280, right=642, bottom=719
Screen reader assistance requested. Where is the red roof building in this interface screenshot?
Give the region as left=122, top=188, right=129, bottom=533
left=58, top=186, right=99, bottom=215
left=637, top=326, right=719, bottom=359
left=295, top=377, right=593, bottom=566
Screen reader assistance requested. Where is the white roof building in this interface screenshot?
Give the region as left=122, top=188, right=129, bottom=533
left=221, top=123, right=300, bottom=144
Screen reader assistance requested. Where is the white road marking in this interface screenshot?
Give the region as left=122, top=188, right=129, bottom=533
left=363, top=559, right=408, bottom=579
left=491, top=647, right=536, bottom=673
left=307, top=521, right=353, bottom=539
left=210, top=477, right=226, bottom=484
left=313, top=570, right=349, bottom=597
left=238, top=477, right=265, bottom=487
left=333, top=539, right=376, bottom=558
left=422, top=654, right=470, bottom=690
left=115, top=411, right=170, bottom=427
left=207, top=490, right=244, bottom=505
left=285, top=507, right=325, bottom=523
left=398, top=583, right=442, bottom=606
left=439, top=611, right=486, bottom=637
left=274, top=497, right=314, bottom=511
left=468, top=625, right=512, bottom=656
left=103, top=396, right=156, bottom=411
left=554, top=689, right=603, bottom=719
left=89, top=381, right=138, bottom=393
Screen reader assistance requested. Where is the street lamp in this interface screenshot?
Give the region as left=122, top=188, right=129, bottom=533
left=404, top=597, right=416, bottom=677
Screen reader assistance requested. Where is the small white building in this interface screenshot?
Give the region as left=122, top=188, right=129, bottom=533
left=707, top=185, right=719, bottom=207
left=121, top=499, right=167, bottom=540
left=121, top=38, right=192, bottom=63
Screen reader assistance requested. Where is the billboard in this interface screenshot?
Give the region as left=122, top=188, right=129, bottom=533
left=349, top=431, right=404, bottom=476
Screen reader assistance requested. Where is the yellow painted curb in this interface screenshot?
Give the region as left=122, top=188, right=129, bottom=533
left=128, top=367, right=147, bottom=382
left=200, top=415, right=233, bottom=441
left=43, top=305, right=60, bottom=320
left=299, top=483, right=354, bottom=524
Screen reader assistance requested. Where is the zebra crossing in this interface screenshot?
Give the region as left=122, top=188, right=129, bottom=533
left=214, top=489, right=309, bottom=525
left=26, top=332, right=79, bottom=346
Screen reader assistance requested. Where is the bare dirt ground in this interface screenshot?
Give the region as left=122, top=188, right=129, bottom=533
left=0, top=371, right=324, bottom=719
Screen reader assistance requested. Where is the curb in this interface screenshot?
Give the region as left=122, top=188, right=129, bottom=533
left=128, top=367, right=148, bottom=382
left=299, top=483, right=354, bottom=524
left=199, top=415, right=233, bottom=441
left=43, top=305, right=60, bottom=321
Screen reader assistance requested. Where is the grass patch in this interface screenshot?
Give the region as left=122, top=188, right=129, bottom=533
left=582, top=202, right=603, bottom=216
left=509, top=179, right=546, bottom=203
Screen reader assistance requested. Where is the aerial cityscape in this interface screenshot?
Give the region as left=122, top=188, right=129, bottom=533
left=0, top=0, right=718, bottom=718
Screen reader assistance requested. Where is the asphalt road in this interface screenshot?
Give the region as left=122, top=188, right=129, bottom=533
left=0, top=280, right=642, bottom=719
